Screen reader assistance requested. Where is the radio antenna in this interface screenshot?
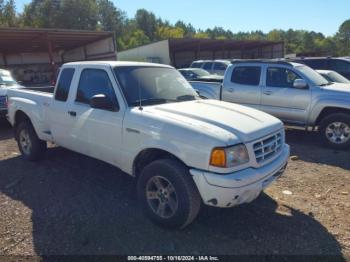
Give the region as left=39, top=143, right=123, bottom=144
left=138, top=75, right=143, bottom=111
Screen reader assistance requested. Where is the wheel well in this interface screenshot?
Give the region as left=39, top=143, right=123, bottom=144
left=316, top=107, right=350, bottom=125
left=14, top=110, right=30, bottom=128
left=133, top=148, right=186, bottom=177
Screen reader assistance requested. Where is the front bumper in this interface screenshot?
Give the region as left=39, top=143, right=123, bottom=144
left=190, top=144, right=290, bottom=208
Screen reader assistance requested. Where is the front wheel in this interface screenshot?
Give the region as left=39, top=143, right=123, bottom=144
left=319, top=113, right=350, bottom=149
left=137, top=159, right=202, bottom=229
left=15, top=120, right=47, bottom=161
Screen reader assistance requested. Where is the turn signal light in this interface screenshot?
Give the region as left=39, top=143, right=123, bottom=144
left=210, top=148, right=226, bottom=168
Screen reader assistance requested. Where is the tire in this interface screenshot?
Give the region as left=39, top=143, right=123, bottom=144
left=15, top=120, right=47, bottom=161
left=319, top=113, right=350, bottom=150
left=137, top=159, right=202, bottom=229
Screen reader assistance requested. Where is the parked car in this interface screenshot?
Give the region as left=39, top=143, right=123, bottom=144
left=316, top=70, right=350, bottom=84
left=190, top=60, right=350, bottom=149
left=7, top=61, right=289, bottom=228
left=178, top=68, right=223, bottom=82
left=290, top=57, right=350, bottom=80
left=190, top=60, right=230, bottom=75
left=0, top=69, right=24, bottom=119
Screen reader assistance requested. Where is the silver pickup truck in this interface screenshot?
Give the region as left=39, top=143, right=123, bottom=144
left=191, top=60, right=350, bottom=149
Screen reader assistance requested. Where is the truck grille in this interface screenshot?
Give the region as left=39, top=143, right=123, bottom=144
left=0, top=96, right=7, bottom=109
left=253, top=131, right=283, bottom=164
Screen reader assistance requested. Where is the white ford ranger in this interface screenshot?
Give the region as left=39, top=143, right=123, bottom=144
left=7, top=61, right=289, bottom=228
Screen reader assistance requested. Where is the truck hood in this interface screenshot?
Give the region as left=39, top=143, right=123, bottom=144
left=0, top=84, right=24, bottom=95
left=143, top=99, right=283, bottom=144
left=321, top=82, right=350, bottom=93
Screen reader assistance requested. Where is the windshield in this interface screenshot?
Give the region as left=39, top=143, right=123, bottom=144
left=328, top=72, right=350, bottom=84
left=0, top=70, right=17, bottom=86
left=296, top=65, right=330, bottom=86
left=114, top=66, right=200, bottom=107
left=191, top=69, right=210, bottom=77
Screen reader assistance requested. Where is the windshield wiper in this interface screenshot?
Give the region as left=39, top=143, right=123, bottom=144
left=176, top=94, right=201, bottom=101
left=319, top=82, right=333, bottom=86
left=130, top=98, right=177, bottom=107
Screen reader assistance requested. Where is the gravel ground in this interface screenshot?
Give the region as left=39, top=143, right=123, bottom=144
left=0, top=119, right=349, bottom=258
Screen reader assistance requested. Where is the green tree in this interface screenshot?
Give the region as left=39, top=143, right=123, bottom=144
left=335, top=19, right=350, bottom=55
left=156, top=26, right=184, bottom=39
left=57, top=0, right=98, bottom=30
left=0, top=0, right=17, bottom=26
left=135, top=9, right=157, bottom=41
left=97, top=0, right=126, bottom=35
left=175, top=20, right=196, bottom=38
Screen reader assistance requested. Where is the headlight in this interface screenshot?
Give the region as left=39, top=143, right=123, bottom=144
left=210, top=144, right=249, bottom=168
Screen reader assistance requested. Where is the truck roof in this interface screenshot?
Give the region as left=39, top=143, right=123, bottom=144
left=230, top=59, right=304, bottom=67
left=63, top=61, right=173, bottom=68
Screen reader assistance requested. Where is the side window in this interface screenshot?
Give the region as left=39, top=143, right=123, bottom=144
left=55, top=68, right=75, bottom=101
left=76, top=69, right=118, bottom=108
left=330, top=60, right=350, bottom=72
left=213, top=62, right=227, bottom=71
left=203, top=62, right=213, bottom=70
left=266, top=67, right=302, bottom=88
left=231, top=66, right=261, bottom=86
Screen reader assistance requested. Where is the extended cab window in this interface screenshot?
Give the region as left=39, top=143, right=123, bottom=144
left=76, top=69, right=118, bottom=107
left=55, top=68, right=75, bottom=101
left=266, top=67, right=301, bottom=88
left=231, top=66, right=261, bottom=86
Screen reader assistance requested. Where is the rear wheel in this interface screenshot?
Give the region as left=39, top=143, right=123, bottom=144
left=137, top=159, right=202, bottom=229
left=15, top=120, right=47, bottom=161
left=319, top=113, right=350, bottom=149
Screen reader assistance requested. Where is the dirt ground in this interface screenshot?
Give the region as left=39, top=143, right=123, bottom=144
left=0, top=119, right=349, bottom=258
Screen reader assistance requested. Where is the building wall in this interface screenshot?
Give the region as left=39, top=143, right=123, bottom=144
left=63, top=37, right=116, bottom=62
left=118, top=40, right=171, bottom=65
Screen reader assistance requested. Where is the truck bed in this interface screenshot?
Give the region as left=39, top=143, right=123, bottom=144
left=24, top=86, right=55, bottom=94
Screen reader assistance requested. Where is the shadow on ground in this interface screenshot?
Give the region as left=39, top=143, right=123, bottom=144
left=0, top=145, right=345, bottom=257
left=286, top=129, right=350, bottom=170
left=0, top=119, right=13, bottom=141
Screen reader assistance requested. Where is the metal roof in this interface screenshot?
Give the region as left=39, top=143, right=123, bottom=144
left=0, top=27, right=114, bottom=53
left=168, top=38, right=283, bottom=52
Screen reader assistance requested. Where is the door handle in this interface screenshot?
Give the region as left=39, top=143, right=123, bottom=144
left=263, top=90, right=273, bottom=95
left=68, top=111, right=77, bottom=117
left=227, top=88, right=234, bottom=93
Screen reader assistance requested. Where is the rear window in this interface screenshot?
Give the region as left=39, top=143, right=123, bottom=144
left=203, top=62, right=213, bottom=70
left=330, top=59, right=350, bottom=72
left=55, top=68, right=75, bottom=101
left=302, top=59, right=328, bottom=69
left=191, top=62, right=203, bottom=68
left=213, top=62, right=227, bottom=71
left=231, top=66, right=261, bottom=86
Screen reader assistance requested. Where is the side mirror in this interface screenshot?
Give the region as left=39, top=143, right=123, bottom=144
left=293, top=79, right=308, bottom=89
left=90, top=94, right=117, bottom=111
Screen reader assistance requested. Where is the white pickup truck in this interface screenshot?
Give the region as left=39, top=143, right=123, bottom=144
left=7, top=61, right=289, bottom=228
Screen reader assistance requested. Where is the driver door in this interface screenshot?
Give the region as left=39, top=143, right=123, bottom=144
left=68, top=66, right=126, bottom=166
left=260, top=66, right=311, bottom=125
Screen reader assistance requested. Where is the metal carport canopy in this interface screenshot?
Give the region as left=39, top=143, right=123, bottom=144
left=0, top=27, right=114, bottom=53
left=168, top=38, right=283, bottom=52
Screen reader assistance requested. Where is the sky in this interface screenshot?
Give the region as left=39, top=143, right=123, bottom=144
left=15, top=0, right=350, bottom=36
